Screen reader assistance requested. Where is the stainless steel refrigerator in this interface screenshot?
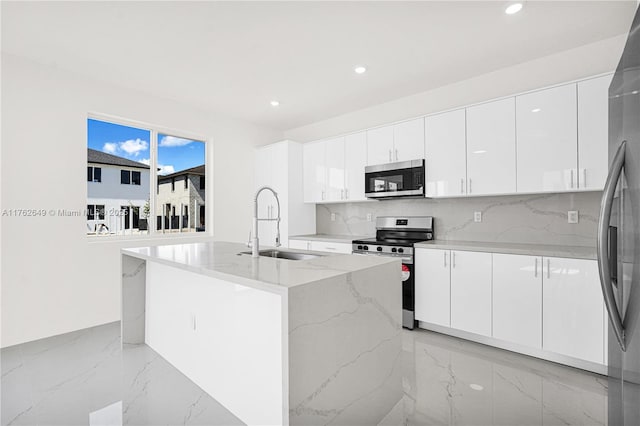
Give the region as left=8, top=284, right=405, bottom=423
left=598, top=6, right=640, bottom=425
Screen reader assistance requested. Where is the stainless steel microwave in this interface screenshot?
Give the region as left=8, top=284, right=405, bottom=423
left=364, top=159, right=425, bottom=199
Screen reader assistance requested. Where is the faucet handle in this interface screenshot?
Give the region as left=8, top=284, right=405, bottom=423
left=247, top=230, right=252, bottom=248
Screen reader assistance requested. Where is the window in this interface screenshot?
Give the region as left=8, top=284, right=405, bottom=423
left=87, top=166, right=102, bottom=182
left=87, top=204, right=105, bottom=220
left=199, top=176, right=205, bottom=190
left=121, top=170, right=130, bottom=185
left=87, top=117, right=207, bottom=237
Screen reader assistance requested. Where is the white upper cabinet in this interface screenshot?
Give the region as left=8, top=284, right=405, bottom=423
left=516, top=84, right=578, bottom=193
left=393, top=118, right=425, bottom=162
left=450, top=250, right=492, bottom=337
left=367, top=125, right=394, bottom=166
left=303, top=141, right=326, bottom=203
left=425, top=109, right=467, bottom=197
left=542, top=257, right=604, bottom=364
left=344, top=132, right=367, bottom=201
left=324, top=137, right=345, bottom=201
left=578, top=74, right=612, bottom=191
left=466, top=98, right=516, bottom=195
left=492, top=253, right=542, bottom=349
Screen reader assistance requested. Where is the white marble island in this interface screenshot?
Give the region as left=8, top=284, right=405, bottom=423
left=121, top=241, right=402, bottom=426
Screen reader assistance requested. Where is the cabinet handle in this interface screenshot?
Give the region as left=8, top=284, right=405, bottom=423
left=570, top=169, right=574, bottom=189
left=388, top=150, right=392, bottom=162
left=395, top=149, right=399, bottom=161
left=345, top=188, right=349, bottom=199
left=340, top=189, right=344, bottom=200
left=460, top=179, right=464, bottom=194
left=469, top=178, right=472, bottom=194
left=321, top=190, right=325, bottom=201
left=547, top=259, right=550, bottom=279
left=582, top=169, right=587, bottom=188
left=452, top=252, right=456, bottom=268
left=443, top=252, right=447, bottom=267
left=534, top=258, right=538, bottom=277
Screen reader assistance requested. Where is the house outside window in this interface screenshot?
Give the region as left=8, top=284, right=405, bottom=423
left=87, top=166, right=102, bottom=182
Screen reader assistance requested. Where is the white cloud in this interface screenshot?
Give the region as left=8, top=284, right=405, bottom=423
left=157, top=165, right=176, bottom=175
left=159, top=135, right=193, bottom=147
left=102, top=142, right=118, bottom=154
left=120, top=138, right=148, bottom=156
left=138, top=158, right=150, bottom=165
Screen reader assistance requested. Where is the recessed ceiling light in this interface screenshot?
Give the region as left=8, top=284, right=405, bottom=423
left=531, top=108, right=541, bottom=113
left=632, top=90, right=639, bottom=95
left=354, top=66, right=367, bottom=74
left=470, top=384, right=484, bottom=391
left=505, top=3, right=523, bottom=15
left=270, top=100, right=280, bottom=107
left=473, top=150, right=487, bottom=154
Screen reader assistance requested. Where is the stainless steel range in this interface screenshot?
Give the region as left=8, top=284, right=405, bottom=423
left=352, top=216, right=434, bottom=329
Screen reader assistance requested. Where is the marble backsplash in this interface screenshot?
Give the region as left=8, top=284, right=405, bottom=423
left=316, top=191, right=603, bottom=247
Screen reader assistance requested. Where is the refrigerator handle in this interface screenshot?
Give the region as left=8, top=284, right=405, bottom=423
left=597, top=140, right=626, bottom=352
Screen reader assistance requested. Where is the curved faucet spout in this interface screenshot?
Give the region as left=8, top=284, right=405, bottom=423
left=251, top=186, right=281, bottom=257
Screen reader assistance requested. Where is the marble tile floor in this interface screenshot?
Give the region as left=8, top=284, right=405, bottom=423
left=1, top=321, right=607, bottom=426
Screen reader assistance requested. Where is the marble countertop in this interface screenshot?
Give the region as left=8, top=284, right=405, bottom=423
left=289, top=234, right=371, bottom=243
left=122, top=241, right=397, bottom=293
left=414, top=240, right=597, bottom=260
left=289, top=234, right=373, bottom=244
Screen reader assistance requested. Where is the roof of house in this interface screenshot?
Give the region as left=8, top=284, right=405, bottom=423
left=159, top=165, right=205, bottom=181
left=87, top=148, right=150, bottom=169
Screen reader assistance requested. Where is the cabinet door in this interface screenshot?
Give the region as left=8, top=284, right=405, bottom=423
left=303, top=141, right=326, bottom=203
left=393, top=118, right=425, bottom=162
left=516, top=84, right=578, bottom=193
left=425, top=109, right=467, bottom=197
left=344, top=132, right=367, bottom=201
left=415, top=248, right=451, bottom=327
left=578, top=75, right=611, bottom=191
left=542, top=257, right=604, bottom=364
left=466, top=98, right=516, bottom=195
left=324, top=137, right=345, bottom=201
left=366, top=125, right=394, bottom=166
left=288, top=239, right=311, bottom=251
left=309, top=241, right=352, bottom=254
left=492, top=253, right=542, bottom=348
left=450, top=251, right=492, bottom=336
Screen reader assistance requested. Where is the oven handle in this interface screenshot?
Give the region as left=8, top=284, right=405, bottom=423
left=351, top=251, right=413, bottom=264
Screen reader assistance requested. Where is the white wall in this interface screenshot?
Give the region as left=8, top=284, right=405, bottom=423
left=0, top=53, right=282, bottom=347
left=284, top=35, right=627, bottom=142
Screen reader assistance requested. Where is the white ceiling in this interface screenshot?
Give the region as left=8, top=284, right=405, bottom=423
left=1, top=1, right=636, bottom=131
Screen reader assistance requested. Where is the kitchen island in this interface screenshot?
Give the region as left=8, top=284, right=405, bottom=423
left=121, top=241, right=402, bottom=426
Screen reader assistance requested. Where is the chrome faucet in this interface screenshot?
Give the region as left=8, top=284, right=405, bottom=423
left=249, top=186, right=281, bottom=257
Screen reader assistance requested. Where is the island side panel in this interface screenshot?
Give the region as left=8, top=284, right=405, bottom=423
left=287, top=261, right=403, bottom=425
left=121, top=254, right=146, bottom=345
left=144, top=260, right=286, bottom=426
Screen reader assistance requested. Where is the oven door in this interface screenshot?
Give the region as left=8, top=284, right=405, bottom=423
left=351, top=250, right=416, bottom=329
left=364, top=160, right=424, bottom=199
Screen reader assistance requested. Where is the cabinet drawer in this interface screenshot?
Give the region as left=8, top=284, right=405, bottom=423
left=310, top=241, right=352, bottom=254
left=288, top=239, right=311, bottom=250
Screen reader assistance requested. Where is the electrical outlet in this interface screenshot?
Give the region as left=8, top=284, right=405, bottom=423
left=568, top=210, right=579, bottom=224
left=474, top=211, right=482, bottom=223
left=367, top=213, right=373, bottom=222
left=330, top=213, right=336, bottom=222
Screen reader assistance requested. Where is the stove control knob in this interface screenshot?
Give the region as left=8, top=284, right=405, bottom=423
left=377, top=246, right=383, bottom=252
left=391, top=247, right=397, bottom=253
left=357, top=245, right=363, bottom=250
left=427, top=233, right=433, bottom=240
left=398, top=248, right=404, bottom=254
left=363, top=246, right=369, bottom=251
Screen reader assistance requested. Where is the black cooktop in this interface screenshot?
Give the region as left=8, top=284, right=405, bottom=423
left=351, top=237, right=428, bottom=247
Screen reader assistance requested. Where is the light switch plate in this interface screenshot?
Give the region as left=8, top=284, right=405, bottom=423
left=474, top=211, right=482, bottom=223
left=568, top=211, right=579, bottom=224
left=331, top=213, right=336, bottom=222
left=367, top=213, right=372, bottom=222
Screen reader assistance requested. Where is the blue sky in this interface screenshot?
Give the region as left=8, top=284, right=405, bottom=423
left=87, top=119, right=205, bottom=175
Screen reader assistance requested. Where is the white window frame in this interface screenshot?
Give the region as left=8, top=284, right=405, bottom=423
left=87, top=112, right=213, bottom=241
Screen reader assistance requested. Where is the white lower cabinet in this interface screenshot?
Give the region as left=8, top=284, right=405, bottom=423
left=415, top=248, right=451, bottom=327
left=309, top=241, right=352, bottom=254
left=450, top=250, right=492, bottom=337
left=542, top=257, right=604, bottom=364
left=492, top=253, right=542, bottom=348
left=288, top=239, right=311, bottom=251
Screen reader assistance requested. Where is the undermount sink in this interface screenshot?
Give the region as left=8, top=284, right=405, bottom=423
left=239, top=249, right=324, bottom=261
